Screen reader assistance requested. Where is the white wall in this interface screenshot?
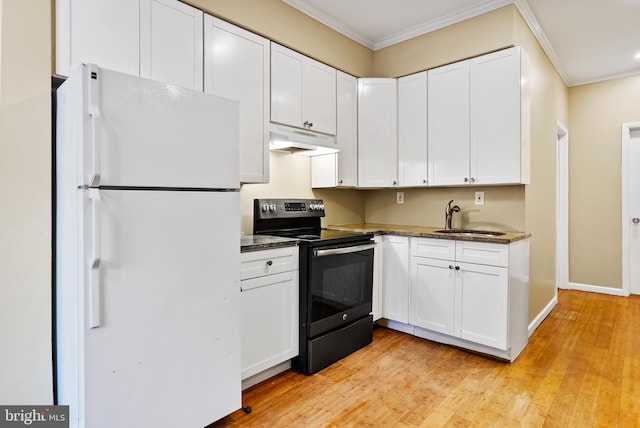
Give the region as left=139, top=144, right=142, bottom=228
left=0, top=0, right=53, bottom=403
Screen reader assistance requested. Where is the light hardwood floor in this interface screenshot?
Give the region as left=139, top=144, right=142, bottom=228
left=210, top=290, right=640, bottom=427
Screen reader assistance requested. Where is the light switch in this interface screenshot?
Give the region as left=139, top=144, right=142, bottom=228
left=397, top=192, right=404, bottom=204
left=475, top=191, right=485, bottom=205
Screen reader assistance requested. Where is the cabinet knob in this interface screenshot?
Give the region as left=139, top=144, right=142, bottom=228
left=449, top=265, right=454, bottom=270
left=393, top=180, right=397, bottom=186
left=455, top=266, right=461, bottom=270
left=339, top=179, right=343, bottom=184
left=470, top=177, right=476, bottom=184
left=266, top=260, right=273, bottom=266
left=423, top=179, right=427, bottom=184
left=633, top=218, right=640, bottom=224
left=464, top=177, right=469, bottom=183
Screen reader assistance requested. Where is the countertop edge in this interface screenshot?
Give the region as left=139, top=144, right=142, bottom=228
left=326, top=224, right=531, bottom=244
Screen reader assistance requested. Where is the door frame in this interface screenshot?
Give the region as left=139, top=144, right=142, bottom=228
left=556, top=121, right=569, bottom=290
left=622, top=122, right=640, bottom=296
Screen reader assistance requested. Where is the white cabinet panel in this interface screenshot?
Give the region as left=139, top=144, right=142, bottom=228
left=204, top=15, right=270, bottom=183
left=372, top=236, right=383, bottom=321
left=271, top=43, right=336, bottom=135
left=458, top=263, right=508, bottom=350
left=358, top=78, right=398, bottom=188
left=427, top=60, right=470, bottom=186
left=240, top=247, right=297, bottom=280
left=140, top=0, right=203, bottom=91
left=398, top=71, right=428, bottom=187
left=470, top=47, right=525, bottom=184
left=410, top=256, right=455, bottom=335
left=240, top=246, right=299, bottom=381
left=311, top=71, right=358, bottom=188
left=381, top=235, right=409, bottom=323
left=56, top=0, right=140, bottom=77
left=428, top=47, right=529, bottom=186
left=240, top=271, right=298, bottom=379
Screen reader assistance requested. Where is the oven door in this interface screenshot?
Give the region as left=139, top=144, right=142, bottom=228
left=308, top=241, right=375, bottom=338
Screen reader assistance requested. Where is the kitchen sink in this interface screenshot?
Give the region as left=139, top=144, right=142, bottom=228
left=434, top=229, right=506, bottom=237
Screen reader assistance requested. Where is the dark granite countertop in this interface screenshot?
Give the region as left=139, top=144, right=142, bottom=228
left=241, top=235, right=299, bottom=253
left=327, top=223, right=530, bottom=244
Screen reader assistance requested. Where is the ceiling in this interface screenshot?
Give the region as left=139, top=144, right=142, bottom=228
left=282, top=0, right=640, bottom=87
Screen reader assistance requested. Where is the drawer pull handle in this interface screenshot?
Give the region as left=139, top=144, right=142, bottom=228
left=266, top=260, right=273, bottom=266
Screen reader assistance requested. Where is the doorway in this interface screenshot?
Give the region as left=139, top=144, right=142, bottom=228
left=556, top=121, right=569, bottom=290
left=622, top=122, right=640, bottom=295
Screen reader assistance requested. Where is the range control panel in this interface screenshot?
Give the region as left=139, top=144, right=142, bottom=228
left=254, top=198, right=325, bottom=219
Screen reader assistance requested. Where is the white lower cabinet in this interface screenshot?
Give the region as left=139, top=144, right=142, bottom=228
left=240, top=247, right=299, bottom=386
left=382, top=236, right=529, bottom=361
left=381, top=235, right=410, bottom=323
left=371, top=236, right=383, bottom=321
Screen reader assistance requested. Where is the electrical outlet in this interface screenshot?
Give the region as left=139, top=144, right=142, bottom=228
left=397, top=192, right=404, bottom=204
left=475, top=191, right=485, bottom=205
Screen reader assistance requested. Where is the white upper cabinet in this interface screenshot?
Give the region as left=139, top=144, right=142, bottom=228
left=398, top=71, right=428, bottom=187
left=311, top=71, right=358, bottom=188
left=140, top=0, right=203, bottom=91
left=56, top=0, right=140, bottom=77
left=271, top=43, right=337, bottom=135
left=427, top=60, right=471, bottom=186
left=470, top=47, right=530, bottom=184
left=57, top=0, right=203, bottom=92
left=357, top=78, right=398, bottom=188
left=428, top=47, right=529, bottom=186
left=204, top=15, right=270, bottom=183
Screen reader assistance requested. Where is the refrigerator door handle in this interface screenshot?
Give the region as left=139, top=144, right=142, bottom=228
left=87, top=64, right=101, bottom=186
left=88, top=188, right=102, bottom=328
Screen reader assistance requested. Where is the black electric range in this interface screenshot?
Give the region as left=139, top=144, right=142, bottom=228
left=253, top=198, right=375, bottom=375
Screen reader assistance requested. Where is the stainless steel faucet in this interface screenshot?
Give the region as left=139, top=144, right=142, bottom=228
left=445, top=200, right=461, bottom=230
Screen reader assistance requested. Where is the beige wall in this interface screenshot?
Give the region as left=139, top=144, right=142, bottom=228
left=0, top=0, right=53, bottom=403
left=568, top=76, right=640, bottom=289
left=373, top=6, right=515, bottom=78
left=513, top=9, right=569, bottom=317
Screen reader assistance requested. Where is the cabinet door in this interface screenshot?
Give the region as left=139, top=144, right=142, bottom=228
left=398, top=72, right=428, bottom=187
left=358, top=78, right=398, bottom=188
left=410, top=257, right=455, bottom=335
left=56, top=0, right=140, bottom=77
left=427, top=60, right=470, bottom=186
left=457, top=263, right=508, bottom=350
left=303, top=59, right=337, bottom=135
left=335, top=71, right=358, bottom=186
left=470, top=47, right=521, bottom=184
left=140, top=0, right=203, bottom=91
left=271, top=43, right=303, bottom=128
left=204, top=16, right=270, bottom=183
left=311, top=71, right=357, bottom=188
left=240, top=271, right=299, bottom=380
left=372, top=236, right=383, bottom=321
left=381, top=235, right=409, bottom=323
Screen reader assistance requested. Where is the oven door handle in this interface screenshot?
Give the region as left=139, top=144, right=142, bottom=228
left=314, top=243, right=376, bottom=257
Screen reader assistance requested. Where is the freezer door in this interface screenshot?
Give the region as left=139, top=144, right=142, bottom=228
left=79, top=63, right=239, bottom=189
left=60, top=189, right=241, bottom=428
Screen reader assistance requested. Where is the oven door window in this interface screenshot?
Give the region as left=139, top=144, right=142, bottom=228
left=309, top=246, right=373, bottom=337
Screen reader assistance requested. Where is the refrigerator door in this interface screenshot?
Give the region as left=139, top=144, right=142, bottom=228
left=73, top=63, right=239, bottom=189
left=59, top=188, right=241, bottom=428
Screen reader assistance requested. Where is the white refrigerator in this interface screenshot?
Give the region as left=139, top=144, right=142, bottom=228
left=56, top=64, right=241, bottom=428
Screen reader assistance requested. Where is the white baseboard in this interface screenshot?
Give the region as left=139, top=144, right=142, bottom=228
left=528, top=294, right=557, bottom=336
left=568, top=282, right=628, bottom=296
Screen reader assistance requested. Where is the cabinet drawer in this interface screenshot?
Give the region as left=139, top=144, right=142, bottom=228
left=456, top=241, right=508, bottom=267
left=241, top=247, right=298, bottom=280
left=411, top=237, right=456, bottom=260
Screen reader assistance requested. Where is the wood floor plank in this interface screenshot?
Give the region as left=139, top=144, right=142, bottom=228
left=209, top=290, right=640, bottom=427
